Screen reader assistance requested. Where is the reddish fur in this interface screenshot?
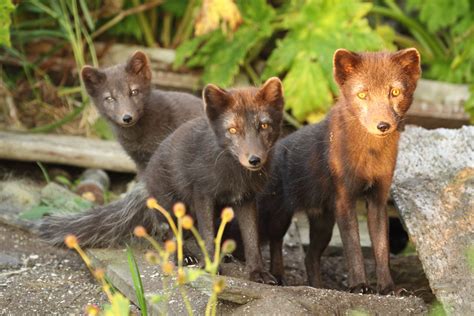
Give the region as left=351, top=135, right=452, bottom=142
left=257, top=49, right=421, bottom=291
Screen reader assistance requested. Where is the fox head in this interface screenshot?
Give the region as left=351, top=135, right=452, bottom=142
left=203, top=77, right=284, bottom=171
left=333, top=48, right=421, bottom=136
left=81, top=51, right=152, bottom=127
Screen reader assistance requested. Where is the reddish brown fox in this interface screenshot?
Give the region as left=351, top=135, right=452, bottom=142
left=257, top=48, right=421, bottom=292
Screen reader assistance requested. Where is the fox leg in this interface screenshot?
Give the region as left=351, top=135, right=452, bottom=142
left=235, top=201, right=277, bottom=285
left=192, top=194, right=215, bottom=269
left=334, top=187, right=373, bottom=293
left=366, top=177, right=395, bottom=294
left=305, top=209, right=335, bottom=288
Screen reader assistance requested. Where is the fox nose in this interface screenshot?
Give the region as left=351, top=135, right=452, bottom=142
left=377, top=121, right=391, bottom=133
left=248, top=155, right=261, bottom=167
left=122, top=114, right=133, bottom=124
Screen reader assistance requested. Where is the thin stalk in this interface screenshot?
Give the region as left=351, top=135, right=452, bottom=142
left=283, top=112, right=303, bottom=129
left=172, top=0, right=197, bottom=47
left=370, top=5, right=446, bottom=60
left=131, top=0, right=157, bottom=47
left=161, top=13, right=171, bottom=47
left=243, top=62, right=260, bottom=85
left=189, top=227, right=211, bottom=269
left=28, top=103, right=85, bottom=133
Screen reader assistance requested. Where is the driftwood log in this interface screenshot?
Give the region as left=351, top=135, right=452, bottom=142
left=0, top=131, right=136, bottom=173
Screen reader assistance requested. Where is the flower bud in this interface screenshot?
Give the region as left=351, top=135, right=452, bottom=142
left=164, top=240, right=177, bottom=253
left=64, top=234, right=78, bottom=249
left=213, top=278, right=225, bottom=294
left=146, top=197, right=159, bottom=209
left=221, top=207, right=234, bottom=223
left=173, top=202, right=186, bottom=218
left=222, top=239, right=236, bottom=254
left=182, top=215, right=194, bottom=230
left=134, top=226, right=147, bottom=238
left=162, top=262, right=174, bottom=275
left=145, top=251, right=160, bottom=264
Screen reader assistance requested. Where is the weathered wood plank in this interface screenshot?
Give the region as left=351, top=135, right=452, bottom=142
left=392, top=125, right=474, bottom=314
left=0, top=131, right=136, bottom=173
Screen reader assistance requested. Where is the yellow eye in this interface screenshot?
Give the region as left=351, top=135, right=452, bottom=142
left=260, top=123, right=269, bottom=129
left=357, top=92, right=367, bottom=99
left=228, top=127, right=237, bottom=134
left=391, top=88, right=400, bottom=97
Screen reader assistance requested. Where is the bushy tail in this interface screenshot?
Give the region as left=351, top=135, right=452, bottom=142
left=38, top=182, right=168, bottom=248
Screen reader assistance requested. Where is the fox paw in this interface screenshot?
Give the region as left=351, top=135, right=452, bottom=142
left=249, top=270, right=278, bottom=285
left=183, top=255, right=200, bottom=267
left=379, top=286, right=413, bottom=296
left=349, top=283, right=376, bottom=294
left=274, top=275, right=288, bottom=286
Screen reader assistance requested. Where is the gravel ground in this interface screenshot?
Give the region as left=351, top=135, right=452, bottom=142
left=0, top=223, right=110, bottom=315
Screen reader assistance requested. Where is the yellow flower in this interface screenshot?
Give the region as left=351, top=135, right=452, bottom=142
left=213, top=278, right=225, bottom=294
left=173, top=202, right=186, bottom=218
left=162, top=262, right=174, bottom=275
left=84, top=304, right=100, bottom=316
left=221, top=207, right=234, bottom=223
left=64, top=234, right=78, bottom=249
left=222, top=239, right=236, bottom=254
left=165, top=240, right=177, bottom=254
left=146, top=197, right=159, bottom=209
left=182, top=215, right=194, bottom=230
left=133, top=226, right=147, bottom=238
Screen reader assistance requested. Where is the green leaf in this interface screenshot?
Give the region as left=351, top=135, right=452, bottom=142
left=407, top=0, right=470, bottom=33
left=92, top=117, right=115, bottom=140
left=127, top=246, right=148, bottom=316
left=0, top=0, right=15, bottom=47
left=19, top=205, right=56, bottom=220
left=176, top=0, right=276, bottom=86
left=283, top=55, right=333, bottom=121
left=263, top=0, right=387, bottom=120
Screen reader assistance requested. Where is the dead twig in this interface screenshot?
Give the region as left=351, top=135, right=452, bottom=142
left=92, top=0, right=163, bottom=40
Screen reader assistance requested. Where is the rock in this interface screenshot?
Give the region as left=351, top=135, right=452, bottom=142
left=392, top=125, right=474, bottom=315
left=87, top=247, right=427, bottom=315
left=0, top=253, right=21, bottom=270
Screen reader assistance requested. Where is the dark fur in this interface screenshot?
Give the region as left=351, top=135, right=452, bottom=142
left=145, top=78, right=284, bottom=284
left=38, top=51, right=203, bottom=247
left=258, top=49, right=421, bottom=292
left=81, top=50, right=204, bottom=172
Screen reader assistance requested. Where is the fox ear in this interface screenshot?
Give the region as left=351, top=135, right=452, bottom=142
left=203, top=84, right=232, bottom=120
left=126, top=51, right=152, bottom=80
left=333, top=49, right=361, bottom=86
left=257, top=77, right=284, bottom=110
left=81, top=66, right=106, bottom=96
left=392, top=48, right=421, bottom=82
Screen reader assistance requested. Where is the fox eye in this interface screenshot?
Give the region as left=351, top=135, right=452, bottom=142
left=391, top=88, right=400, bottom=97
left=130, top=89, right=139, bottom=96
left=228, top=127, right=237, bottom=134
left=260, top=123, right=269, bottom=130
left=357, top=92, right=367, bottom=100
left=105, top=96, right=114, bottom=102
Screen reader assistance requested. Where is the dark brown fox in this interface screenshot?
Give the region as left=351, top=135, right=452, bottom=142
left=145, top=78, right=284, bottom=284
left=38, top=51, right=203, bottom=247
left=257, top=49, right=421, bottom=292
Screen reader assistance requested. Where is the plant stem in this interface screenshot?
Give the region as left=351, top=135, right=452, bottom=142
left=131, top=0, right=157, bottom=47
left=172, top=0, right=198, bottom=47
left=161, top=13, right=172, bottom=48
left=91, top=0, right=163, bottom=39
left=283, top=112, right=303, bottom=129
left=370, top=5, right=446, bottom=61
left=243, top=62, right=260, bottom=85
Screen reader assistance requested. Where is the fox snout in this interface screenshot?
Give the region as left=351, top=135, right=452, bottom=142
left=239, top=153, right=266, bottom=171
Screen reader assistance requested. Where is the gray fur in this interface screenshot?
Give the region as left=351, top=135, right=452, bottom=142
left=38, top=183, right=169, bottom=247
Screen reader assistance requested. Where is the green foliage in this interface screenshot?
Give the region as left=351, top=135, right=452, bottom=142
left=175, top=0, right=276, bottom=87
left=373, top=0, right=474, bottom=120
left=0, top=0, right=15, bottom=47
left=20, top=195, right=92, bottom=220
left=127, top=246, right=148, bottom=316
left=264, top=0, right=386, bottom=121
left=176, top=0, right=388, bottom=122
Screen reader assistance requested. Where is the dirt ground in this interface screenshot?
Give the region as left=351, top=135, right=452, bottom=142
left=0, top=223, right=111, bottom=315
